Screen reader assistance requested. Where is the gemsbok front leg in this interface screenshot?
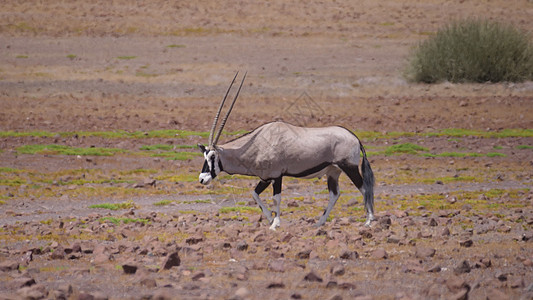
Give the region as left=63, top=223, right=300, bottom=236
left=252, top=180, right=273, bottom=224
left=270, top=177, right=282, bottom=230
left=316, top=169, right=342, bottom=227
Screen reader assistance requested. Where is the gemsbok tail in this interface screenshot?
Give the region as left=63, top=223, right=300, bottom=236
left=360, top=142, right=375, bottom=222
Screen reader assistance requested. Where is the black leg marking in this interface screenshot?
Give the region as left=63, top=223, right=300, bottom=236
left=340, top=164, right=363, bottom=189
left=255, top=180, right=271, bottom=195
left=272, top=177, right=282, bottom=196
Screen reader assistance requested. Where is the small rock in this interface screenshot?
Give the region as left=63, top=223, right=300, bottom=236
left=453, top=260, right=471, bottom=275
left=50, top=246, right=65, bottom=260
left=236, top=241, right=248, bottom=251
left=440, top=227, right=451, bottom=237
left=10, top=277, right=36, bottom=289
left=234, top=287, right=250, bottom=298
left=486, top=288, right=509, bottom=300
left=330, top=263, right=345, bottom=276
left=268, top=259, right=286, bottom=273
left=339, top=249, right=359, bottom=260
left=191, top=272, right=205, bottom=281
left=0, top=260, right=19, bottom=272
left=122, top=262, right=138, bottom=274
left=139, top=277, right=157, bottom=288
left=387, top=235, right=401, bottom=244
left=162, top=251, right=181, bottom=270
left=371, top=248, right=388, bottom=259
left=446, top=276, right=470, bottom=293
left=17, top=284, right=47, bottom=300
left=303, top=271, right=323, bottom=282
left=267, top=281, right=285, bottom=289
left=415, top=246, right=436, bottom=259
left=429, top=218, right=438, bottom=226
left=427, top=264, right=441, bottom=273
left=297, top=249, right=312, bottom=259
left=459, top=239, right=473, bottom=248
left=186, top=234, right=204, bottom=245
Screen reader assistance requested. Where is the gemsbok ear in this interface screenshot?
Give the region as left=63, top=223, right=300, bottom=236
left=197, top=144, right=207, bottom=153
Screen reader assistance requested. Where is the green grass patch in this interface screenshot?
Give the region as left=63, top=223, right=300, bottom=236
left=117, top=56, right=137, bottom=60
left=145, top=151, right=201, bottom=161
left=16, top=144, right=127, bottom=156
left=89, top=201, right=137, bottom=211
left=99, top=217, right=149, bottom=225
left=167, top=44, right=186, bottom=48
left=219, top=206, right=261, bottom=214
left=516, top=145, right=533, bottom=150
left=153, top=200, right=173, bottom=206
left=66, top=54, right=77, bottom=59
left=16, top=55, right=28, bottom=59
left=140, top=144, right=195, bottom=151
left=385, top=143, right=429, bottom=155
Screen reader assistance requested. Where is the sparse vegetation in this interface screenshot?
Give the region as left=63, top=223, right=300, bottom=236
left=406, top=18, right=533, bottom=83
left=89, top=201, right=137, bottom=210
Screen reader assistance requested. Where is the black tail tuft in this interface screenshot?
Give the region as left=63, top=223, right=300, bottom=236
left=360, top=144, right=375, bottom=215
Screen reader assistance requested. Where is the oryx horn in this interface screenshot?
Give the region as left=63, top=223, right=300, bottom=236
left=212, top=71, right=247, bottom=146
left=208, top=72, right=239, bottom=147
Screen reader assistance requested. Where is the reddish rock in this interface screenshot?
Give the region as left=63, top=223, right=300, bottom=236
left=303, top=271, right=323, bottom=282
left=330, top=263, right=345, bottom=276
left=453, top=260, right=471, bottom=275
left=371, top=248, right=388, bottom=259
left=162, top=251, right=181, bottom=270
left=459, top=239, right=473, bottom=248
left=0, top=260, right=19, bottom=272
left=415, top=246, right=436, bottom=259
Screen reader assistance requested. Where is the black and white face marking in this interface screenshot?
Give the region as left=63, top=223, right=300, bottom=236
left=198, top=144, right=220, bottom=185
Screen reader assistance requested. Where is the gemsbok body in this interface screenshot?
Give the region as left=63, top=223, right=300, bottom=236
left=198, top=72, right=375, bottom=229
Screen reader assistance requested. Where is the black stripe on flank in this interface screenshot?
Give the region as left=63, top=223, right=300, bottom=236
left=286, top=162, right=331, bottom=178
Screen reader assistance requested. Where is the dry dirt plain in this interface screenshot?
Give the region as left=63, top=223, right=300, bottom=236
left=0, top=0, right=533, bottom=299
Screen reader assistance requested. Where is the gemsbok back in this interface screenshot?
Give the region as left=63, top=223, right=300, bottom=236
left=198, top=72, right=375, bottom=230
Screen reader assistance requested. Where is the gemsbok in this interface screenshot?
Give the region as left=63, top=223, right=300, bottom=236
left=198, top=72, right=375, bottom=229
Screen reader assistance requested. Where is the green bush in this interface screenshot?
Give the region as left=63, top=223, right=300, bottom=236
left=406, top=19, right=533, bottom=83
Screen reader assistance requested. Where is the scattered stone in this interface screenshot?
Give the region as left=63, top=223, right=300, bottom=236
left=297, top=249, right=312, bottom=259
left=122, top=262, right=138, bottom=274
left=459, top=239, right=473, bottom=248
left=330, top=263, right=345, bottom=276
left=453, top=260, right=471, bottom=275
left=139, top=277, right=157, bottom=288
left=440, top=227, right=451, bottom=237
left=191, top=271, right=205, bottom=281
left=446, top=276, right=470, bottom=294
left=234, top=287, right=250, bottom=298
left=267, top=281, right=285, bottom=289
left=415, top=246, right=436, bottom=259
left=162, top=251, right=181, bottom=270
left=236, top=241, right=248, bottom=251
left=50, top=246, right=65, bottom=260
left=371, top=248, right=388, bottom=259
left=339, top=249, right=359, bottom=260
left=17, top=284, right=47, bottom=300
left=186, top=234, right=204, bottom=245
left=495, top=271, right=508, bottom=282
left=387, top=235, right=401, bottom=244
left=338, top=282, right=357, bottom=290
left=303, top=271, right=323, bottom=282
left=427, top=264, right=441, bottom=273
left=486, top=288, right=509, bottom=300
left=0, top=260, right=19, bottom=272
left=428, top=218, right=438, bottom=226
left=10, top=277, right=36, bottom=289
left=268, top=259, right=286, bottom=273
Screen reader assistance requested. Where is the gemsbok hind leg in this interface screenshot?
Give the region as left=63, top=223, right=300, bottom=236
left=340, top=164, right=374, bottom=226
left=252, top=180, right=273, bottom=224
left=316, top=169, right=342, bottom=227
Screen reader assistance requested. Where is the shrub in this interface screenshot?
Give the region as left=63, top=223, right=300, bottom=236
left=406, top=18, right=533, bottom=83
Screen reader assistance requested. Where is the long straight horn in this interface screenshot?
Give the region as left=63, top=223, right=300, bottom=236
left=208, top=72, right=239, bottom=147
left=212, top=72, right=247, bottom=146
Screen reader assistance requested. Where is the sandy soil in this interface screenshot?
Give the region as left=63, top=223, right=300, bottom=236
left=0, top=0, right=532, bottom=299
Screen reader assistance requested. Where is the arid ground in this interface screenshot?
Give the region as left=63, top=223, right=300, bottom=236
left=0, top=1, right=532, bottom=299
